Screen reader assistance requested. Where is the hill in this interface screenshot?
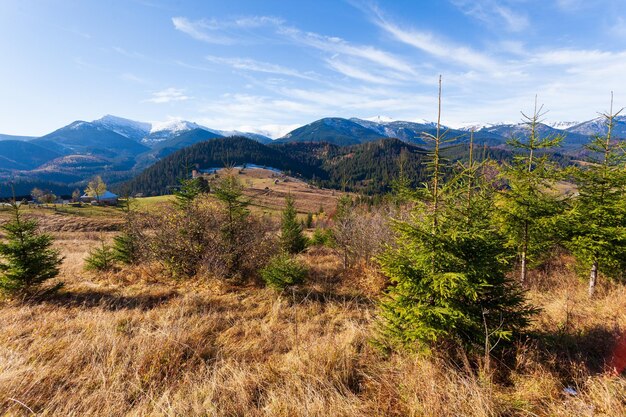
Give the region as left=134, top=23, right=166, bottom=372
left=121, top=136, right=527, bottom=196
left=118, top=136, right=327, bottom=196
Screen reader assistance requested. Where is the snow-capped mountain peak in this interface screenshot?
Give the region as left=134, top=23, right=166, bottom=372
left=549, top=121, right=580, bottom=130
left=92, top=115, right=151, bottom=140
left=363, top=115, right=395, bottom=124
left=149, top=119, right=205, bottom=134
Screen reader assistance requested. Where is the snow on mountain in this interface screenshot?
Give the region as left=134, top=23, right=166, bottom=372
left=143, top=119, right=211, bottom=144
left=92, top=115, right=151, bottom=141
left=363, top=115, right=395, bottom=123
left=549, top=121, right=579, bottom=130
left=566, top=117, right=609, bottom=135
left=149, top=119, right=206, bottom=134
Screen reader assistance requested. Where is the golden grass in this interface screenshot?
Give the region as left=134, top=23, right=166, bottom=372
left=0, top=237, right=625, bottom=416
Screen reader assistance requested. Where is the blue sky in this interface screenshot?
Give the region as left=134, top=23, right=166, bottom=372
left=1, top=0, right=625, bottom=137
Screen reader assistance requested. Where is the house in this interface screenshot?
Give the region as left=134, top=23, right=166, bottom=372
left=80, top=190, right=119, bottom=205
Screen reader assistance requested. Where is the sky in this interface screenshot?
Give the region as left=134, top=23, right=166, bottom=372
left=1, top=0, right=625, bottom=138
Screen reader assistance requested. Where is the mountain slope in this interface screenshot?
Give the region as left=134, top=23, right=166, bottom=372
left=92, top=115, right=151, bottom=141
left=0, top=133, right=37, bottom=141
left=33, top=121, right=150, bottom=169
left=121, top=136, right=524, bottom=196
left=567, top=115, right=626, bottom=138
left=275, top=118, right=385, bottom=146
left=0, top=140, right=61, bottom=170
left=476, top=122, right=590, bottom=148
left=118, top=136, right=327, bottom=196
left=351, top=118, right=505, bottom=147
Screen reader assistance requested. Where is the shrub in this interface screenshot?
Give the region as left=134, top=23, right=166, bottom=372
left=261, top=254, right=307, bottom=290
left=310, top=228, right=335, bottom=247
left=138, top=197, right=278, bottom=280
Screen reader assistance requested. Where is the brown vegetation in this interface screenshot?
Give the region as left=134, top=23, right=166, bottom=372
left=1, top=230, right=625, bottom=416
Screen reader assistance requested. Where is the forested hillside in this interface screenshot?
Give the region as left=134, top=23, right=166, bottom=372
left=120, top=135, right=537, bottom=196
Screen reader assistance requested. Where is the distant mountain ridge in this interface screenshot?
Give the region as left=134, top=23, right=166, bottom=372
left=2, top=112, right=625, bottom=197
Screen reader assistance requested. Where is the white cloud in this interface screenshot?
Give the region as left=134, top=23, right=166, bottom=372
left=172, top=16, right=283, bottom=44
left=145, top=88, right=191, bottom=104
left=450, top=0, right=529, bottom=32
left=168, top=7, right=626, bottom=128
left=369, top=8, right=499, bottom=71
left=205, top=56, right=317, bottom=80
left=172, top=14, right=419, bottom=79
left=278, top=25, right=419, bottom=77
left=172, top=17, right=235, bottom=44
left=325, top=58, right=401, bottom=84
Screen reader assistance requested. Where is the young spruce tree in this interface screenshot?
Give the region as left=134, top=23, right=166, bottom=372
left=0, top=201, right=62, bottom=294
left=378, top=78, right=535, bottom=353
left=567, top=93, right=626, bottom=297
left=280, top=194, right=307, bottom=254
left=214, top=173, right=250, bottom=274
left=496, top=98, right=564, bottom=284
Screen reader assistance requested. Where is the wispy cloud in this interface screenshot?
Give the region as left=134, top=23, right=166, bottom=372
left=205, top=56, right=318, bottom=80
left=369, top=9, right=499, bottom=71
left=325, top=58, right=402, bottom=85
left=451, top=0, right=529, bottom=32
left=172, top=14, right=419, bottom=81
left=172, top=17, right=235, bottom=44
left=171, top=16, right=283, bottom=44
left=120, top=73, right=148, bottom=84
left=112, top=47, right=145, bottom=59
left=145, top=88, right=191, bottom=104
left=170, top=5, right=626, bottom=128
left=278, top=25, right=419, bottom=77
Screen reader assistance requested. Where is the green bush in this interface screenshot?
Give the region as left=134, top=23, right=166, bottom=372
left=261, top=254, right=307, bottom=290
left=84, top=241, right=116, bottom=271
left=310, top=228, right=335, bottom=247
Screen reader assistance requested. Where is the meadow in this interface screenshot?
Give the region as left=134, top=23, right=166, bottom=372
left=1, top=177, right=625, bottom=416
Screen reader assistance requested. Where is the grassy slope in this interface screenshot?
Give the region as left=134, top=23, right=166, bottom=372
left=1, top=178, right=625, bottom=416
left=0, top=235, right=625, bottom=416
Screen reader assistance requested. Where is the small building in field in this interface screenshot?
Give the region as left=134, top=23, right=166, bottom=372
left=80, top=190, right=119, bottom=205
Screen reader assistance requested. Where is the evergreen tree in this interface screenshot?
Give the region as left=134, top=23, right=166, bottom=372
left=280, top=195, right=307, bottom=254
left=0, top=201, right=62, bottom=294
left=174, top=177, right=209, bottom=209
left=111, top=232, right=138, bottom=265
left=378, top=79, right=535, bottom=353
left=496, top=98, right=564, bottom=284
left=84, top=240, right=115, bottom=271
left=213, top=174, right=250, bottom=273
left=112, top=195, right=140, bottom=265
left=567, top=94, right=626, bottom=297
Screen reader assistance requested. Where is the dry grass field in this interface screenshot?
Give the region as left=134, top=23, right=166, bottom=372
left=0, top=225, right=625, bottom=416
left=217, top=168, right=344, bottom=215
left=1, top=173, right=625, bottom=416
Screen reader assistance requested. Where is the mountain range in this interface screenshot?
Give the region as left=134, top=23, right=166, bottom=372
left=1, top=113, right=624, bottom=197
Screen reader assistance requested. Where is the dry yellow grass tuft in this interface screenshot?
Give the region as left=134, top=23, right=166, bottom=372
left=0, top=235, right=625, bottom=416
